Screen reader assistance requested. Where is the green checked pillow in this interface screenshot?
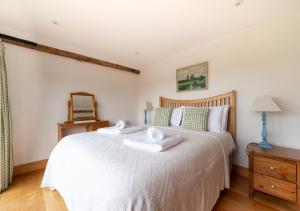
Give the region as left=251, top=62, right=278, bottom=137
left=182, top=107, right=209, bottom=131
left=153, top=107, right=172, bottom=127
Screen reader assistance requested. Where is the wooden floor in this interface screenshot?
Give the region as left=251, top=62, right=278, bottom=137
left=0, top=170, right=296, bottom=211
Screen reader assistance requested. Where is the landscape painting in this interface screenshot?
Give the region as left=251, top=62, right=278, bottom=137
left=176, top=62, right=208, bottom=92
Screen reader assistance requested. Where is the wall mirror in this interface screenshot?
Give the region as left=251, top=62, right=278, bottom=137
left=67, top=92, right=98, bottom=122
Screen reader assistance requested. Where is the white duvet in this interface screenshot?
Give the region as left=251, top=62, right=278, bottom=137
left=41, top=127, right=235, bottom=211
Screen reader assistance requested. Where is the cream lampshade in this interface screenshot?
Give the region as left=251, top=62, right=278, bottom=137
left=251, top=95, right=281, bottom=149
left=146, top=101, right=153, bottom=111
left=251, top=95, right=281, bottom=112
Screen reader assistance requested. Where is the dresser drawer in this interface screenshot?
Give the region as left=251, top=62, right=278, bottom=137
left=253, top=156, right=296, bottom=183
left=254, top=173, right=297, bottom=202
left=91, top=121, right=109, bottom=130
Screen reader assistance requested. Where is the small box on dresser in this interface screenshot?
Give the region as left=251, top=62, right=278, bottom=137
left=248, top=143, right=300, bottom=210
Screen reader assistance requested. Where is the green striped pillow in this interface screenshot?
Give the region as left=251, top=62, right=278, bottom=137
left=182, top=107, right=209, bottom=131
left=153, top=107, right=172, bottom=127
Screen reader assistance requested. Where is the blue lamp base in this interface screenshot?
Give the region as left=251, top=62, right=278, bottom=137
left=259, top=140, right=272, bottom=149
left=259, top=111, right=272, bottom=149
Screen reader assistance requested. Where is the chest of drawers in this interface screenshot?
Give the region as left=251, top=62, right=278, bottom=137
left=57, top=120, right=109, bottom=141
left=248, top=143, right=300, bottom=210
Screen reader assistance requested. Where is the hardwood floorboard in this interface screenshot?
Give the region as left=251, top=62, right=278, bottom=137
left=0, top=170, right=296, bottom=210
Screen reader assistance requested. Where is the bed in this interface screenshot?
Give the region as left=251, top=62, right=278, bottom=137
left=41, top=91, right=237, bottom=211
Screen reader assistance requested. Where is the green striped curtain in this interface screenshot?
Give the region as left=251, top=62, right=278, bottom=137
left=0, top=41, right=13, bottom=192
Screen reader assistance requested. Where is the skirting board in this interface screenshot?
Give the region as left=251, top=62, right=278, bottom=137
left=13, top=159, right=48, bottom=176
left=232, top=164, right=249, bottom=178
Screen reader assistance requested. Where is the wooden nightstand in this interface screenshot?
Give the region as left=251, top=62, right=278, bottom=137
left=248, top=143, right=300, bottom=210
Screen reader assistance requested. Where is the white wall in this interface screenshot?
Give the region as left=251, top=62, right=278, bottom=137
left=138, top=11, right=300, bottom=167
left=4, top=10, right=300, bottom=167
left=5, top=44, right=139, bottom=165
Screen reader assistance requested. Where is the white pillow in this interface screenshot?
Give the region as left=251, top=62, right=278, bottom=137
left=222, top=105, right=230, bottom=131
left=208, top=107, right=223, bottom=132
left=208, top=105, right=230, bottom=132
left=170, top=106, right=184, bottom=127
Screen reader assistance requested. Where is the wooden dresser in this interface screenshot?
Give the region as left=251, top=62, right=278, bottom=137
left=57, top=120, right=109, bottom=141
left=248, top=143, right=300, bottom=209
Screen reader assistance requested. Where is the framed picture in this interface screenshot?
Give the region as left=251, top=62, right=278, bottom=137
left=176, top=61, right=208, bottom=92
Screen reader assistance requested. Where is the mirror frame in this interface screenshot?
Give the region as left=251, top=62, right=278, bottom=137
left=67, top=92, right=98, bottom=122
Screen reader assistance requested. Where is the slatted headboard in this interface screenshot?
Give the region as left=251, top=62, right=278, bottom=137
left=159, top=90, right=236, bottom=142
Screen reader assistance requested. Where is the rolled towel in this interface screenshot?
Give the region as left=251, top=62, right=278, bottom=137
left=147, top=127, right=164, bottom=141
left=116, top=120, right=126, bottom=129
left=123, top=135, right=184, bottom=152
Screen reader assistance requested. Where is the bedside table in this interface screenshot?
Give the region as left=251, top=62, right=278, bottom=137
left=248, top=143, right=300, bottom=209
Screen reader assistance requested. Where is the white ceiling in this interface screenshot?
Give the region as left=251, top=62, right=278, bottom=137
left=0, top=0, right=299, bottom=69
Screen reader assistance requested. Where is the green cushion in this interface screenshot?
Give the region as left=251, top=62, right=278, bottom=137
left=153, top=107, right=172, bottom=127
left=182, top=107, right=209, bottom=131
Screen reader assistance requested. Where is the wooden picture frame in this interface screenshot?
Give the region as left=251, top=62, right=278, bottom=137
left=176, top=61, right=208, bottom=92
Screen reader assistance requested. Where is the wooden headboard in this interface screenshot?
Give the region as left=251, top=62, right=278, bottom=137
left=159, top=90, right=236, bottom=142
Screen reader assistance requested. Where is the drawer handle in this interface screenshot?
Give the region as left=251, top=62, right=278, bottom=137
left=270, top=184, right=277, bottom=189
left=269, top=166, right=276, bottom=171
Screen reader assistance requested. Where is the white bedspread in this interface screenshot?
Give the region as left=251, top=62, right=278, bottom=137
left=41, top=127, right=235, bottom=211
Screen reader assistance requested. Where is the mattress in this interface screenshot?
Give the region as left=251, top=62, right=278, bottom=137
left=41, top=126, right=235, bottom=211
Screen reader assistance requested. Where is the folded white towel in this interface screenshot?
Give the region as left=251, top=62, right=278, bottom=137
left=147, top=127, right=164, bottom=141
left=97, top=126, right=145, bottom=135
left=116, top=120, right=126, bottom=129
left=123, top=135, right=184, bottom=152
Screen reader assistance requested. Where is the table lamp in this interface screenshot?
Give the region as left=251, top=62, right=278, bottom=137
left=145, top=101, right=153, bottom=125
left=251, top=95, right=281, bottom=149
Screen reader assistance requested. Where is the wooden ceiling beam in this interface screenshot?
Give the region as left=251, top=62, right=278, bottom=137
left=0, top=33, right=140, bottom=74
